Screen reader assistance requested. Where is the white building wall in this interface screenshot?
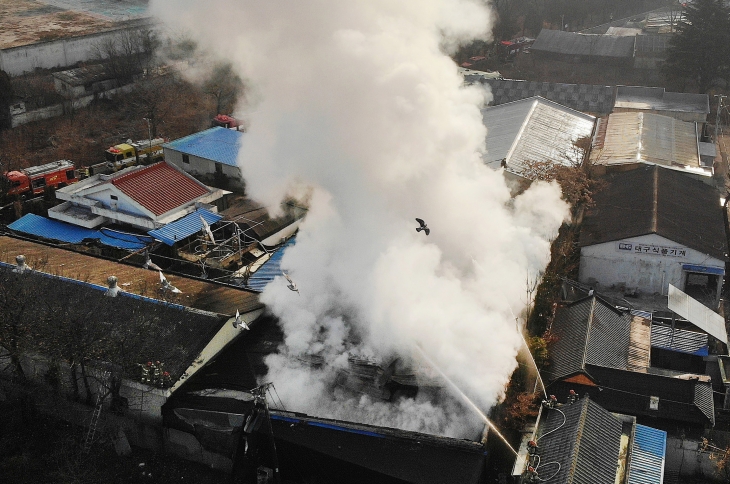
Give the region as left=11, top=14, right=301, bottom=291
left=165, top=147, right=244, bottom=188
left=579, top=233, right=724, bottom=295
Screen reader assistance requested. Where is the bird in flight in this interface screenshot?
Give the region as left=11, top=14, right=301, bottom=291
left=283, top=271, right=300, bottom=295
left=415, top=218, right=430, bottom=235
left=232, top=309, right=250, bottom=330
left=143, top=253, right=162, bottom=271
left=159, top=271, right=182, bottom=294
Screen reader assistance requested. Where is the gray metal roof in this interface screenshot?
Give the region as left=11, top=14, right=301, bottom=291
left=634, top=34, right=670, bottom=55
left=536, top=397, right=623, bottom=484
left=614, top=86, right=709, bottom=114
left=481, top=79, right=615, bottom=115
left=592, top=112, right=700, bottom=169
left=481, top=96, right=595, bottom=175
left=651, top=324, right=709, bottom=356
left=547, top=296, right=650, bottom=381
left=531, top=29, right=636, bottom=58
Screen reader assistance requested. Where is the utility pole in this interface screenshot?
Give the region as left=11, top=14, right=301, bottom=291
left=714, top=94, right=726, bottom=142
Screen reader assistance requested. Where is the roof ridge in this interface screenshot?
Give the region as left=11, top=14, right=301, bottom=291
left=580, top=297, right=596, bottom=371
left=110, top=162, right=163, bottom=185
left=566, top=398, right=590, bottom=484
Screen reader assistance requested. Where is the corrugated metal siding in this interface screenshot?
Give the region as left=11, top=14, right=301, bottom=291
left=627, top=424, right=666, bottom=484
left=481, top=97, right=595, bottom=174
left=695, top=383, right=715, bottom=426
left=164, top=127, right=242, bottom=167
left=586, top=300, right=632, bottom=370
left=112, top=163, right=210, bottom=216
left=148, top=209, right=223, bottom=246
left=8, top=213, right=154, bottom=250
left=651, top=324, right=709, bottom=356
left=243, top=237, right=296, bottom=292
left=593, top=112, right=700, bottom=168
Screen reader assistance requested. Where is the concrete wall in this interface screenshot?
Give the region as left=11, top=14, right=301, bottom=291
left=10, top=83, right=136, bottom=127
left=165, top=147, right=244, bottom=189
left=0, top=23, right=154, bottom=77
left=579, top=233, right=725, bottom=295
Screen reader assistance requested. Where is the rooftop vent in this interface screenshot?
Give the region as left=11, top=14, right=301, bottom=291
left=12, top=255, right=28, bottom=274
left=105, top=276, right=120, bottom=297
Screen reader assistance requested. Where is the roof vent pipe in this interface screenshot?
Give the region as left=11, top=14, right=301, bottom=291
left=105, top=275, right=120, bottom=297
left=13, top=255, right=28, bottom=274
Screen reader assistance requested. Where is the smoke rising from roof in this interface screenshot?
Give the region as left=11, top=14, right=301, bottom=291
left=150, top=0, right=569, bottom=437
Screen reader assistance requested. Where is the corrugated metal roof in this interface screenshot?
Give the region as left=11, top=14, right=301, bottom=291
left=164, top=127, right=243, bottom=167
left=243, top=236, right=296, bottom=292
left=614, top=86, right=709, bottom=114
left=111, top=162, right=211, bottom=216
left=651, top=324, right=709, bottom=356
left=592, top=112, right=700, bottom=168
left=628, top=424, right=666, bottom=484
left=531, top=29, right=636, bottom=58
left=148, top=209, right=223, bottom=246
left=536, top=397, right=623, bottom=484
left=8, top=213, right=154, bottom=251
left=482, top=79, right=615, bottom=115
left=481, top=96, right=595, bottom=175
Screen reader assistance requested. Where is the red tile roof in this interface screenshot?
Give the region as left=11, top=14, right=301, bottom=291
left=111, top=162, right=210, bottom=216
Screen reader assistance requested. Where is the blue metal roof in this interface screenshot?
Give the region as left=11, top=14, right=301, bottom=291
left=244, top=236, right=296, bottom=292
left=163, top=127, right=243, bottom=167
left=8, top=214, right=154, bottom=251
left=682, top=264, right=725, bottom=275
left=628, top=424, right=666, bottom=484
left=148, top=209, right=223, bottom=246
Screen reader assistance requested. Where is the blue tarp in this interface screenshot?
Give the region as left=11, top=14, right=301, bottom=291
left=244, top=236, right=296, bottom=292
left=148, top=209, right=223, bottom=246
left=628, top=424, right=666, bottom=484
left=8, top=214, right=154, bottom=251
left=163, top=127, right=242, bottom=167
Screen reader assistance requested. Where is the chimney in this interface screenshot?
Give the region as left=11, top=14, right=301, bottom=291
left=105, top=275, right=120, bottom=297
left=12, top=255, right=28, bottom=274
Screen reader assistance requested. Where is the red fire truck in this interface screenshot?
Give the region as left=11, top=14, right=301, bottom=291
left=2, top=160, right=79, bottom=198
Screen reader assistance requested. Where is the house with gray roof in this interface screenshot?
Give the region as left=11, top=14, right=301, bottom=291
left=578, top=165, right=727, bottom=308
left=513, top=395, right=666, bottom=484
left=545, top=295, right=715, bottom=427
left=530, top=29, right=636, bottom=65
left=481, top=96, right=595, bottom=181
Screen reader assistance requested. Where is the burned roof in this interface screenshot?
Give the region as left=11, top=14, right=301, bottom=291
left=0, top=235, right=262, bottom=316
left=531, top=29, right=636, bottom=58
left=578, top=165, right=728, bottom=260
left=614, top=86, right=709, bottom=115
left=481, top=79, right=615, bottom=115
left=111, top=162, right=211, bottom=216
left=535, top=397, right=623, bottom=484
left=221, top=195, right=307, bottom=243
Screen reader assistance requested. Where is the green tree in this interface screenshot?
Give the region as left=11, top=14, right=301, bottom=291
left=663, top=0, right=730, bottom=93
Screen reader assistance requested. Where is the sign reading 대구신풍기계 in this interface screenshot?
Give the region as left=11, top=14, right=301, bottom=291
left=616, top=241, right=687, bottom=258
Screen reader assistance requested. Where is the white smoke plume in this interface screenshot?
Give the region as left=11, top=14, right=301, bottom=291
left=150, top=0, right=569, bottom=438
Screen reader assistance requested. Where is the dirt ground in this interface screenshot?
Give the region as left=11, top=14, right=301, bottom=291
left=0, top=0, right=111, bottom=48
left=0, top=0, right=150, bottom=49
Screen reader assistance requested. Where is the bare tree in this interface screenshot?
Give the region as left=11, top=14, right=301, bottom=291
left=202, top=62, right=244, bottom=116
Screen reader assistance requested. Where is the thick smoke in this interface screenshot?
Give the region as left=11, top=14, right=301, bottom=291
left=150, top=0, right=569, bottom=438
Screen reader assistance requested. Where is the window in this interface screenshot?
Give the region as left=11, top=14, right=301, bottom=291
left=32, top=178, right=46, bottom=189
left=110, top=195, right=118, bottom=200
left=66, top=170, right=76, bottom=180
left=182, top=154, right=190, bottom=164
left=215, top=163, right=223, bottom=174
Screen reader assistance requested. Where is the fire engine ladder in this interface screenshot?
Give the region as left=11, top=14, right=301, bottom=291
left=82, top=393, right=104, bottom=454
